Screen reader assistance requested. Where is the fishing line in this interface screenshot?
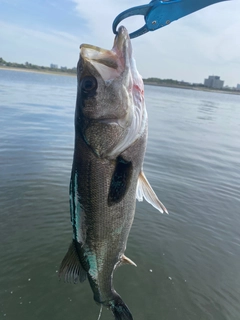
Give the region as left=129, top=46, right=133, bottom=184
left=97, top=305, right=103, bottom=320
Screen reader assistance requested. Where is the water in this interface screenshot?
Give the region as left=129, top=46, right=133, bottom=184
left=0, top=69, right=240, bottom=320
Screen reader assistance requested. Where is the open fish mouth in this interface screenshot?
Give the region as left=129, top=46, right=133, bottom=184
left=80, top=26, right=131, bottom=81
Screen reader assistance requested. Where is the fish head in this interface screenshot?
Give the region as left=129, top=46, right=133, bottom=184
left=76, top=26, right=147, bottom=159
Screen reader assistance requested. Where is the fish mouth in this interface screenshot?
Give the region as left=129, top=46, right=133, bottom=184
left=112, top=26, right=132, bottom=58
left=80, top=26, right=131, bottom=81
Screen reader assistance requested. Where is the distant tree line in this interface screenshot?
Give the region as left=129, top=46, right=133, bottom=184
left=143, top=77, right=204, bottom=88
left=143, top=77, right=238, bottom=92
left=0, top=57, right=77, bottom=74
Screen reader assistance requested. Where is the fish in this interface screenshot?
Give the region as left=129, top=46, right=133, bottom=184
left=59, top=26, right=168, bottom=320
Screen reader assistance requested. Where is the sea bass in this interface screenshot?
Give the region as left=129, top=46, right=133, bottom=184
left=59, top=26, right=168, bottom=320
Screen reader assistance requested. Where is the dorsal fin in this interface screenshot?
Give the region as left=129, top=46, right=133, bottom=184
left=59, top=240, right=87, bottom=283
left=136, top=171, right=168, bottom=214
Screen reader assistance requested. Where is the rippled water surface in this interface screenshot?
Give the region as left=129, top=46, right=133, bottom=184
left=1, top=69, right=240, bottom=320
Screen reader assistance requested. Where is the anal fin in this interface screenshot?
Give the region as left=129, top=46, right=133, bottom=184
left=136, top=171, right=168, bottom=214
left=59, top=240, right=87, bottom=283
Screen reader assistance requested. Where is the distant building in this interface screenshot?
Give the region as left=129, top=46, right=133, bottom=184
left=50, top=64, right=58, bottom=69
left=204, top=75, right=224, bottom=89
left=61, top=66, right=67, bottom=70
left=236, top=84, right=240, bottom=91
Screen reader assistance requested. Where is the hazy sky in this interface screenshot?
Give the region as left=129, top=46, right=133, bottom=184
left=0, top=0, right=239, bottom=86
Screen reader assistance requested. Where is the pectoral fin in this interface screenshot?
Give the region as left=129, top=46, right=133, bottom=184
left=108, top=157, right=133, bottom=206
left=59, top=240, right=87, bottom=283
left=136, top=171, right=168, bottom=214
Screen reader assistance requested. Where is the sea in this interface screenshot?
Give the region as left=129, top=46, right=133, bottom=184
left=0, top=69, right=240, bottom=320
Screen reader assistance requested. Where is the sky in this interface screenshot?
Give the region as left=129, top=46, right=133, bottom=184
left=0, top=0, right=239, bottom=87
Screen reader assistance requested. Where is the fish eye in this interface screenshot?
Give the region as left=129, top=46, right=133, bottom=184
left=81, top=76, right=97, bottom=93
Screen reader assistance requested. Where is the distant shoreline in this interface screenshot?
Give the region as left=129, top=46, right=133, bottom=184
left=1, top=66, right=239, bottom=95
left=0, top=66, right=76, bottom=77
left=144, top=82, right=240, bottom=96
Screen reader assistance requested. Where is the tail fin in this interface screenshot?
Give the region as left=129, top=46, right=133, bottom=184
left=109, top=293, right=133, bottom=320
